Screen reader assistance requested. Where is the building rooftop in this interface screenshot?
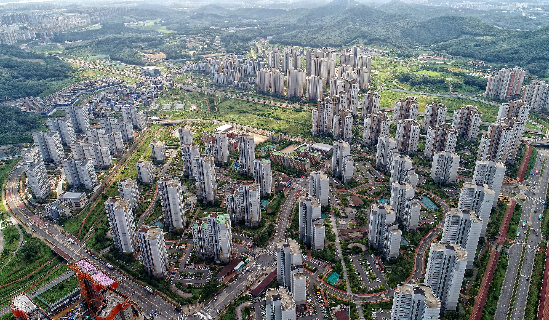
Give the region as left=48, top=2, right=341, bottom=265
left=216, top=258, right=241, bottom=279
left=75, top=260, right=116, bottom=288
left=12, top=294, right=38, bottom=313
left=251, top=270, right=277, bottom=296
left=216, top=124, right=233, bottom=132
left=60, top=192, right=86, bottom=200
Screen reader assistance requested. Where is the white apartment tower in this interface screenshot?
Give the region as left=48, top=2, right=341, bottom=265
left=458, top=183, right=495, bottom=236
left=431, top=151, right=460, bottom=184
left=485, top=67, right=525, bottom=100
left=425, top=243, right=467, bottom=312
left=276, top=239, right=303, bottom=289
left=46, top=117, right=75, bottom=146
left=363, top=112, right=390, bottom=146
left=368, top=204, right=401, bottom=259
left=65, top=105, right=90, bottom=133
left=158, top=178, right=185, bottom=230
left=396, top=119, right=420, bottom=155
left=497, top=99, right=531, bottom=122
left=254, top=159, right=272, bottom=196
left=265, top=288, right=297, bottom=320
left=62, top=158, right=97, bottom=190
left=212, top=132, right=229, bottom=164
left=478, top=118, right=525, bottom=164
left=226, top=183, right=261, bottom=227
left=472, top=160, right=505, bottom=207
left=178, top=127, right=194, bottom=146
left=138, top=226, right=168, bottom=277
left=361, top=92, right=381, bottom=118
left=192, top=213, right=232, bottom=263
left=105, top=198, right=136, bottom=253
left=121, top=105, right=146, bottom=131
left=390, top=154, right=418, bottom=188
left=332, top=140, right=354, bottom=182
left=391, top=182, right=420, bottom=231
left=393, top=96, right=418, bottom=121
left=309, top=171, right=329, bottom=207
left=452, top=106, right=481, bottom=141
left=195, top=156, right=217, bottom=204
left=182, top=144, right=200, bottom=179
left=22, top=148, right=51, bottom=199
left=118, top=178, right=139, bottom=210
left=423, top=103, right=447, bottom=130
left=150, top=141, right=166, bottom=163
left=136, top=160, right=154, bottom=184
left=522, top=80, right=549, bottom=112
left=376, top=136, right=397, bottom=173
left=33, top=131, right=64, bottom=164
left=441, top=209, right=482, bottom=269
left=391, top=284, right=441, bottom=320
left=298, top=196, right=323, bottom=248
left=424, top=125, right=457, bottom=159
left=238, top=134, right=255, bottom=176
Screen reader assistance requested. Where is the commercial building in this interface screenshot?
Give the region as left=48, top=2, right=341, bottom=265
left=458, top=183, right=495, bottom=236
left=45, top=117, right=75, bottom=146
left=441, top=209, right=482, bottom=269
left=226, top=183, right=261, bottom=227
left=33, top=131, right=64, bottom=164
left=393, top=96, right=418, bottom=121
left=22, top=148, right=51, bottom=199
left=105, top=198, right=136, bottom=253
left=332, top=140, right=354, bottom=182
left=360, top=91, right=380, bottom=118
left=396, top=119, right=420, bottom=155
left=424, top=125, right=457, bottom=159
left=472, top=160, right=505, bottom=207
left=425, top=243, right=467, bottom=312
left=192, top=213, right=232, bottom=263
left=423, top=103, right=447, bottom=130
left=65, top=105, right=90, bottom=133
left=390, top=284, right=441, bottom=320
left=254, top=159, right=272, bottom=196
left=452, top=106, right=481, bottom=140
left=368, top=204, right=401, bottom=259
left=118, top=178, right=139, bottom=210
left=62, top=158, right=97, bottom=190
left=265, top=288, right=296, bottom=320
left=376, top=136, right=397, bottom=173
left=150, top=141, right=165, bottom=163
left=485, top=67, right=525, bottom=100
left=522, top=79, right=549, bottom=112
left=363, top=112, right=390, bottom=146
left=238, top=134, right=256, bottom=176
left=158, top=178, right=185, bottom=230
left=309, top=171, right=329, bottom=207
left=431, top=151, right=460, bottom=184
left=195, top=156, right=217, bottom=204
left=136, top=160, right=154, bottom=184
left=137, top=227, right=168, bottom=277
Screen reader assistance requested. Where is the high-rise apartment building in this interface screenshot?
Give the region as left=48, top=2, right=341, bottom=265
left=136, top=160, right=154, bottom=184
left=522, top=79, right=549, bottom=112
left=391, top=284, right=441, bottom=320
left=105, top=198, right=136, bottom=253
left=485, top=67, right=525, bottom=100
left=192, top=213, right=232, bottom=263
left=33, top=131, right=64, bottom=164
left=46, top=117, right=75, bottom=146
left=458, top=183, right=495, bottom=236
left=497, top=99, right=531, bottom=122
left=309, top=171, right=329, bottom=207
left=478, top=118, right=525, bottom=164
left=452, top=106, right=481, bottom=141
left=368, top=204, right=401, bottom=259
left=431, top=151, right=460, bottom=184
left=62, top=158, right=97, bottom=190
left=265, top=288, right=296, bottom=320
left=424, top=125, right=457, bottom=159
left=425, top=243, right=467, bottom=312
left=137, top=226, right=168, bottom=277
left=150, top=141, right=165, bottom=163
left=390, top=154, right=418, bottom=188
left=254, top=159, right=272, bottom=196
left=211, top=132, right=229, bottom=164
left=121, top=105, right=146, bottom=131
left=376, top=136, right=397, bottom=173
left=441, top=209, right=482, bottom=269
left=22, top=148, right=51, bottom=199
left=158, top=178, right=185, bottom=230
left=238, top=134, right=255, bottom=176
left=363, top=112, right=390, bottom=146
left=195, top=156, right=217, bottom=204
left=390, top=182, right=420, bottom=231
left=396, top=119, right=420, bottom=155
left=423, top=103, right=447, bottom=130
left=182, top=144, right=200, bottom=179
left=361, top=92, right=380, bottom=118
left=298, top=195, right=325, bottom=250
left=118, top=178, right=139, bottom=210
left=332, top=140, right=354, bottom=182
left=226, top=183, right=261, bottom=227
left=393, top=97, right=418, bottom=121
left=472, top=160, right=505, bottom=207
left=65, top=105, right=90, bottom=133
left=276, top=239, right=303, bottom=288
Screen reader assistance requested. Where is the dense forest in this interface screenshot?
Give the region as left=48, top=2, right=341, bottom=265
left=0, top=106, right=45, bottom=145
left=0, top=45, right=74, bottom=100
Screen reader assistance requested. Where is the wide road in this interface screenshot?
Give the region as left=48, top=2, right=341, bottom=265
left=495, top=149, right=548, bottom=319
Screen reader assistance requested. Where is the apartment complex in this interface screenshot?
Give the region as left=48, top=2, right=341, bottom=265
left=226, top=183, right=261, bottom=227
left=368, top=204, right=401, bottom=259
left=431, top=151, right=460, bottom=184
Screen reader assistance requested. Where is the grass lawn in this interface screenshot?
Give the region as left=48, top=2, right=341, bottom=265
left=39, top=276, right=79, bottom=305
